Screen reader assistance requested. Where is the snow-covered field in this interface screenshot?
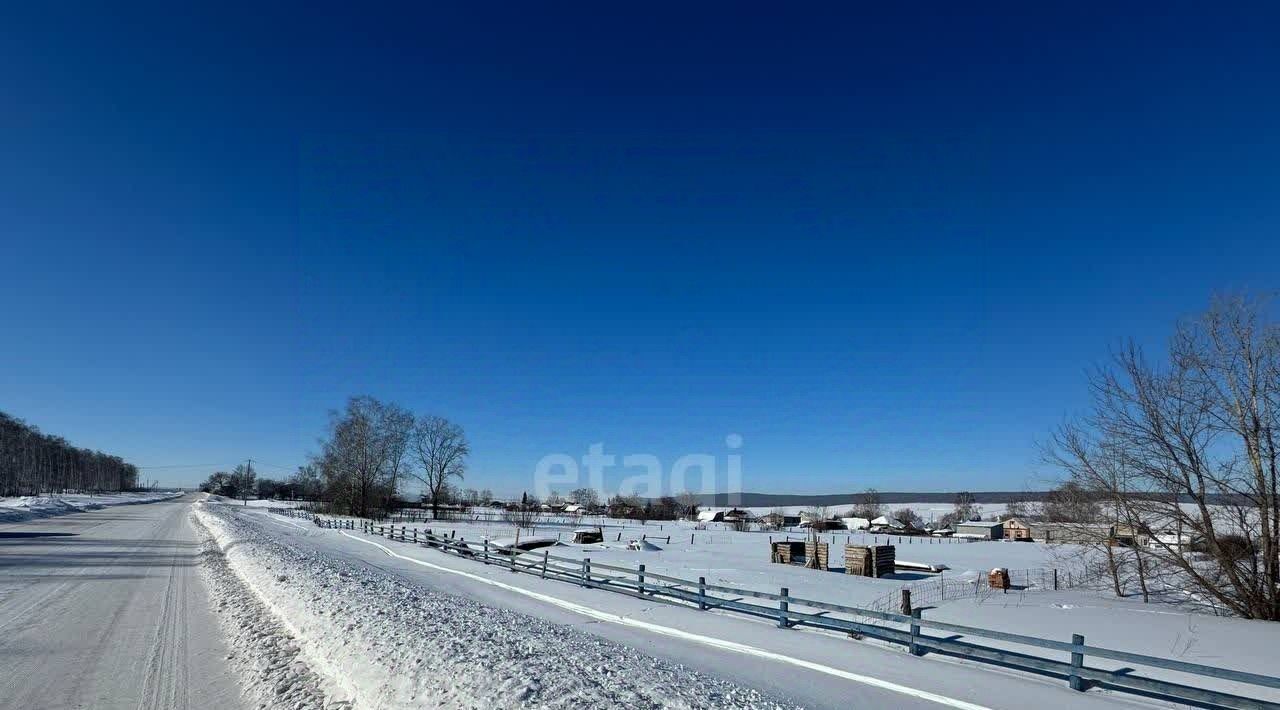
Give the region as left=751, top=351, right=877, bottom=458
left=372, top=511, right=1071, bottom=610
left=0, top=490, right=184, bottom=523
left=211, top=501, right=1280, bottom=709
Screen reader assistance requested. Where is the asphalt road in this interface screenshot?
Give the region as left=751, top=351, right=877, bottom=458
left=0, top=495, right=243, bottom=710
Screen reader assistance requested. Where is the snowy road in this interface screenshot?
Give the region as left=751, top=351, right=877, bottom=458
left=0, top=494, right=243, bottom=710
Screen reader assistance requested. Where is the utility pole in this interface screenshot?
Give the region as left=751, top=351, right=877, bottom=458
left=244, top=458, right=253, bottom=506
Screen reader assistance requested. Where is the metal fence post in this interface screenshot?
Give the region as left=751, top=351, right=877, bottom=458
left=483, top=539, right=489, bottom=564
left=582, top=557, right=591, bottom=587
left=698, top=576, right=707, bottom=610
left=638, top=564, right=646, bottom=595
left=778, top=587, right=789, bottom=628
left=1070, top=633, right=1086, bottom=691
left=910, top=609, right=924, bottom=656
left=1053, top=568, right=1059, bottom=590
left=541, top=549, right=549, bottom=579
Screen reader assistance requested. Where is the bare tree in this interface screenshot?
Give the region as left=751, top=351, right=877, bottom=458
left=849, top=488, right=884, bottom=520
left=892, top=507, right=922, bottom=528
left=570, top=487, right=600, bottom=510
left=676, top=491, right=701, bottom=519
left=410, top=414, right=470, bottom=520
left=1048, top=296, right=1280, bottom=619
left=953, top=491, right=978, bottom=521
left=312, top=396, right=408, bottom=518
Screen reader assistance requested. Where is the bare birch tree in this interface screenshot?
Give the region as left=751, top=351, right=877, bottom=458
left=409, top=414, right=469, bottom=520
left=1048, top=295, right=1280, bottom=619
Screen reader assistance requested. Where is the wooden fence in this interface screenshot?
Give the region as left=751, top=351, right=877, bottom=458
left=355, top=520, right=1279, bottom=710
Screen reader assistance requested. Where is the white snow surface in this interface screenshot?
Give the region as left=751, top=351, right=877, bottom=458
left=0, top=490, right=184, bottom=523
left=195, top=503, right=798, bottom=710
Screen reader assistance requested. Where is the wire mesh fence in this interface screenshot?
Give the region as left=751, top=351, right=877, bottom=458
left=866, top=565, right=1101, bottom=613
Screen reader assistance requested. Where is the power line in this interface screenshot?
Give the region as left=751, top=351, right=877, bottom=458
left=136, top=463, right=233, bottom=470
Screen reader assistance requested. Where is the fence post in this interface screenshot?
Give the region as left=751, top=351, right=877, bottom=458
left=1069, top=633, right=1086, bottom=690
left=638, top=564, right=646, bottom=595
left=698, top=576, right=707, bottom=610
left=1053, top=568, right=1059, bottom=590
left=910, top=609, right=924, bottom=656
left=778, top=587, right=789, bottom=628
left=900, top=588, right=912, bottom=616
left=413, top=528, right=418, bottom=544
left=483, top=539, right=489, bottom=564
left=542, top=549, right=549, bottom=579
left=582, top=557, right=591, bottom=587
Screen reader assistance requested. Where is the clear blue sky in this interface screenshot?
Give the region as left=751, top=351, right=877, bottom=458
left=2, top=3, right=1277, bottom=495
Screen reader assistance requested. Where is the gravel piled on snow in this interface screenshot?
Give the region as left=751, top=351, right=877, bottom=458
left=195, top=504, right=800, bottom=709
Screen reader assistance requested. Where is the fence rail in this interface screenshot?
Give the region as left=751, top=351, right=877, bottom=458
left=273, top=512, right=1279, bottom=709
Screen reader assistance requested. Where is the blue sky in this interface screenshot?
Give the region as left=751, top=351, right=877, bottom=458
left=2, top=3, right=1277, bottom=494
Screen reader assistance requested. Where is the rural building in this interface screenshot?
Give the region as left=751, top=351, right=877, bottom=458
left=1032, top=522, right=1114, bottom=544
left=1148, top=529, right=1202, bottom=551
left=1112, top=523, right=1148, bottom=547
left=1002, top=518, right=1033, bottom=540
left=800, top=518, right=846, bottom=531
left=758, top=512, right=801, bottom=528
left=696, top=509, right=725, bottom=523
left=869, top=515, right=902, bottom=530
left=954, top=521, right=1003, bottom=540
left=841, top=517, right=871, bottom=530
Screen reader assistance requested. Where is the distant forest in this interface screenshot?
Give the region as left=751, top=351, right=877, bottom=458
left=0, top=411, right=139, bottom=496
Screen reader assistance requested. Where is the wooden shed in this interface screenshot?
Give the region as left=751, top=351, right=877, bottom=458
left=572, top=528, right=603, bottom=544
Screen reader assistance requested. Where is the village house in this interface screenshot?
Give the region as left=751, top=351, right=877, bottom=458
left=1002, top=518, right=1033, bottom=540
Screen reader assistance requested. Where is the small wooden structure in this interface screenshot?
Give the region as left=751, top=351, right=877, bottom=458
left=572, top=528, right=603, bottom=544
left=988, top=567, right=1010, bottom=590
left=845, top=544, right=895, bottom=577
left=804, top=541, right=829, bottom=569
left=770, top=540, right=806, bottom=564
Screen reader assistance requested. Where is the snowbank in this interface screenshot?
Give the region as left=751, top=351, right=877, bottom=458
left=194, top=504, right=795, bottom=709
left=0, top=491, right=184, bottom=523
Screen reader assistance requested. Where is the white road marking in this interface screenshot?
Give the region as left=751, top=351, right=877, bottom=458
left=339, top=531, right=991, bottom=710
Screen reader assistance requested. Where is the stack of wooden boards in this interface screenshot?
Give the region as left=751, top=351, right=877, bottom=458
left=844, top=544, right=895, bottom=577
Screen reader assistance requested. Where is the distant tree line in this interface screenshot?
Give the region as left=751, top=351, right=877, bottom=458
left=0, top=411, right=140, bottom=496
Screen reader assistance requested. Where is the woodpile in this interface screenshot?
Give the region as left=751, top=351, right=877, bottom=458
left=845, top=544, right=895, bottom=577
left=770, top=540, right=806, bottom=564
left=804, top=541, right=829, bottom=570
